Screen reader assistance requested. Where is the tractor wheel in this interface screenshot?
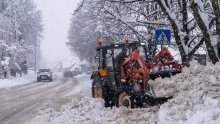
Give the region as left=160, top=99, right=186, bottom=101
left=92, top=76, right=115, bottom=107
left=118, top=92, right=132, bottom=108
left=92, top=82, right=102, bottom=98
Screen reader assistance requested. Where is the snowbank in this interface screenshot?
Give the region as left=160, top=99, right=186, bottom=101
left=156, top=62, right=220, bottom=124
left=0, top=73, right=36, bottom=89
left=33, top=97, right=162, bottom=124
left=31, top=62, right=220, bottom=124
left=74, top=73, right=89, bottom=78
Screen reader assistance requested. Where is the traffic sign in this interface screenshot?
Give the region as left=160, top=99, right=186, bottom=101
left=155, top=29, right=171, bottom=45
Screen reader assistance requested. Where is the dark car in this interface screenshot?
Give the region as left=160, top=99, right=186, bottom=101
left=72, top=70, right=81, bottom=76
left=37, top=69, right=53, bottom=82
left=63, top=71, right=73, bottom=77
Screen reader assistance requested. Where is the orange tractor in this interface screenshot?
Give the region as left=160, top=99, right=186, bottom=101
left=91, top=39, right=181, bottom=108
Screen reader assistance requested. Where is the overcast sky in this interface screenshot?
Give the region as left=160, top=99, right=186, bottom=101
left=35, top=0, right=80, bottom=66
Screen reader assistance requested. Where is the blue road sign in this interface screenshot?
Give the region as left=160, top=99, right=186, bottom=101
left=155, top=29, right=171, bottom=45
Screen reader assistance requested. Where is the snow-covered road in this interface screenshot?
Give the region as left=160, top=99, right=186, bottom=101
left=0, top=76, right=82, bottom=124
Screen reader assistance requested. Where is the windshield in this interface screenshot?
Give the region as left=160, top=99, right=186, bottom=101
left=137, top=46, right=147, bottom=61
left=39, top=69, right=51, bottom=72
left=114, top=48, right=127, bottom=58
left=102, top=45, right=146, bottom=70
left=106, top=49, right=113, bottom=69
left=114, top=45, right=147, bottom=61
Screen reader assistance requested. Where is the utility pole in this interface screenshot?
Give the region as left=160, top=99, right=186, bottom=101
left=38, top=39, right=40, bottom=70
left=35, top=38, right=40, bottom=74
left=35, top=39, right=37, bottom=74
left=12, top=8, right=17, bottom=43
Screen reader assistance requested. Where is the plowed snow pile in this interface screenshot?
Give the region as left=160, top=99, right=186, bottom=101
left=31, top=62, right=220, bottom=124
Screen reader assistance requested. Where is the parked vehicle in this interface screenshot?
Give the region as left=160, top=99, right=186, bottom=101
left=37, top=69, right=53, bottom=82
left=72, top=70, right=81, bottom=76
left=63, top=70, right=73, bottom=77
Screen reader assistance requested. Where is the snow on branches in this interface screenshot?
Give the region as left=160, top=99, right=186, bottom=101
left=0, top=0, right=42, bottom=78
left=70, top=0, right=220, bottom=65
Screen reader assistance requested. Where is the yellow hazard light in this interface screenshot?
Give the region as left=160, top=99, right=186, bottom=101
left=99, top=69, right=109, bottom=76
left=98, top=37, right=103, bottom=46
left=124, top=36, right=129, bottom=43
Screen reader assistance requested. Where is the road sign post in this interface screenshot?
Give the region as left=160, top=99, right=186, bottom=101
left=155, top=29, right=171, bottom=50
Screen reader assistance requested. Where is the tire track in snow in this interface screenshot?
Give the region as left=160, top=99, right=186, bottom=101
left=0, top=77, right=78, bottom=124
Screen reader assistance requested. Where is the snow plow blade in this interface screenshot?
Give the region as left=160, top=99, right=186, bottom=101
left=144, top=95, right=173, bottom=106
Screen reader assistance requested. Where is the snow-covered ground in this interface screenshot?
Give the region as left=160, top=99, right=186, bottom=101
left=155, top=62, right=220, bottom=124
left=0, top=71, right=36, bottom=89
left=28, top=62, right=220, bottom=124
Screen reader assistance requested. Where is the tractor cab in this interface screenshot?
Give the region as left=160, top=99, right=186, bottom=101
left=95, top=42, right=149, bottom=81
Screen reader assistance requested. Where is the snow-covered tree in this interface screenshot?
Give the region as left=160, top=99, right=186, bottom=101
left=94, top=0, right=207, bottom=66
left=189, top=0, right=219, bottom=64
left=70, top=0, right=220, bottom=66
left=0, top=0, right=42, bottom=78
left=68, top=0, right=101, bottom=66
